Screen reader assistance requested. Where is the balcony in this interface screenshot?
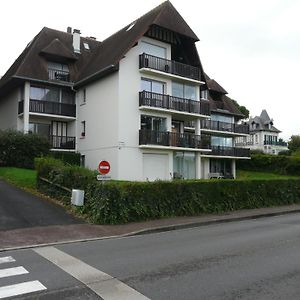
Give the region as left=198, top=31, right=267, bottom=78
left=201, top=120, right=249, bottom=135
left=18, top=100, right=76, bottom=117
left=207, top=146, right=250, bottom=158
left=264, top=140, right=288, bottom=146
left=139, top=91, right=210, bottom=116
left=139, top=53, right=201, bottom=81
left=48, top=68, right=70, bottom=82
left=49, top=135, right=75, bottom=150
left=139, top=129, right=211, bottom=150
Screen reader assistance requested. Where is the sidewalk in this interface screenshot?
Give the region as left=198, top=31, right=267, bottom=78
left=1, top=204, right=300, bottom=251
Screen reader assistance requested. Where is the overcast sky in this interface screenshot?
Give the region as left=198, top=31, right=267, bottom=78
left=1, top=0, right=299, bottom=139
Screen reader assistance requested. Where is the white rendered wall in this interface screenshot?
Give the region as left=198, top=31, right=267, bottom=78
left=117, top=37, right=174, bottom=181
left=76, top=73, right=119, bottom=178
left=0, top=88, right=20, bottom=130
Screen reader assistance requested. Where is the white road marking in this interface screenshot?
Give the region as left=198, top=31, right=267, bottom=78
left=0, top=280, right=46, bottom=299
left=0, top=257, right=15, bottom=264
left=0, top=266, right=28, bottom=279
left=34, top=246, right=150, bottom=300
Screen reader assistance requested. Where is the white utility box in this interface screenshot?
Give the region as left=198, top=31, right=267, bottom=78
left=71, top=189, right=85, bottom=206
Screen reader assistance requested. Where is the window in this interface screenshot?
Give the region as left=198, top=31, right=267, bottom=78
left=81, top=121, right=86, bottom=137
left=211, top=114, right=233, bottom=124
left=80, top=155, right=85, bottom=167
left=173, top=152, right=196, bottom=179
left=141, top=41, right=166, bottom=58
left=28, top=123, right=50, bottom=137
left=141, top=115, right=166, bottom=132
left=82, top=88, right=87, bottom=104
left=172, top=82, right=196, bottom=100
left=83, top=43, right=90, bottom=50
left=30, top=86, right=75, bottom=104
left=201, top=89, right=208, bottom=100
left=48, top=62, right=69, bottom=72
left=48, top=62, right=70, bottom=81
left=210, top=159, right=231, bottom=175
left=211, top=136, right=233, bottom=147
left=141, top=78, right=166, bottom=94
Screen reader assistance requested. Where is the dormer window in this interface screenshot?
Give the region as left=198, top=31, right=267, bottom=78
left=201, top=89, right=208, bottom=100
left=48, top=62, right=70, bottom=82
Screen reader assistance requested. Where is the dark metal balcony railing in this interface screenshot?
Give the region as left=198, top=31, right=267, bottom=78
left=49, top=135, right=75, bottom=150
left=27, top=99, right=76, bottom=117
left=264, top=140, right=288, bottom=146
left=208, top=146, right=250, bottom=157
left=139, top=91, right=210, bottom=116
left=201, top=120, right=249, bottom=134
left=48, top=68, right=70, bottom=82
left=139, top=129, right=211, bottom=149
left=139, top=53, right=201, bottom=81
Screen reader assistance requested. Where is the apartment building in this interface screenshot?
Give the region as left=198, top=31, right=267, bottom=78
left=0, top=1, right=250, bottom=181
left=235, top=110, right=288, bottom=155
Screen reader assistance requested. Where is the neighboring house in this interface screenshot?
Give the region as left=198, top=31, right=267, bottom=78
left=0, top=1, right=250, bottom=181
left=235, top=110, right=288, bottom=155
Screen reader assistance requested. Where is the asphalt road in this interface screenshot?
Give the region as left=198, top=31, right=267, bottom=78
left=0, top=180, right=83, bottom=231
left=1, top=212, right=299, bottom=299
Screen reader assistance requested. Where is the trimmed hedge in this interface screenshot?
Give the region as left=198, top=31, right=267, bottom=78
left=237, top=153, right=300, bottom=176
left=36, top=157, right=300, bottom=224
left=50, top=151, right=81, bottom=166
left=0, top=130, right=50, bottom=169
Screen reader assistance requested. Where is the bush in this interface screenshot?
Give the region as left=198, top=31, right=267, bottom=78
left=82, top=179, right=300, bottom=224
left=0, top=130, right=50, bottom=169
left=50, top=151, right=81, bottom=166
left=35, top=157, right=96, bottom=190
left=35, top=157, right=300, bottom=224
left=237, top=153, right=300, bottom=176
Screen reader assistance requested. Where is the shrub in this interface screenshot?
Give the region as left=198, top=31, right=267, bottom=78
left=50, top=151, right=81, bottom=166
left=0, top=130, right=50, bottom=169
left=237, top=153, right=300, bottom=176
left=36, top=157, right=300, bottom=225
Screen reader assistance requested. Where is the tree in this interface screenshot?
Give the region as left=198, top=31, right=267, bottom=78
left=288, top=135, right=300, bottom=152
left=231, top=100, right=250, bottom=119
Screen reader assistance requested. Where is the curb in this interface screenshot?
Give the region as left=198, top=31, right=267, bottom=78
left=1, top=208, right=300, bottom=253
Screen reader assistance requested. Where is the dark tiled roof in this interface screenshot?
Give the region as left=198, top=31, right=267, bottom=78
left=76, top=1, right=200, bottom=85
left=205, top=75, right=244, bottom=118
left=40, top=38, right=78, bottom=61
left=0, top=1, right=202, bottom=93
left=0, top=27, right=100, bottom=94
left=247, top=110, right=281, bottom=133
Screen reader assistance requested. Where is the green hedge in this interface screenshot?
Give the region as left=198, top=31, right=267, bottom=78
left=83, top=180, right=300, bottom=224
left=0, top=130, right=50, bottom=169
left=50, top=151, right=81, bottom=166
left=237, top=153, right=300, bottom=175
left=35, top=157, right=300, bottom=224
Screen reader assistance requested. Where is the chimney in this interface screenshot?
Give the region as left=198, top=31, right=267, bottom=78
left=73, top=29, right=81, bottom=54
left=67, top=26, right=72, bottom=34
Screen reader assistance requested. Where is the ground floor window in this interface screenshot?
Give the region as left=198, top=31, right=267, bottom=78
left=28, top=123, right=50, bottom=137
left=173, top=151, right=195, bottom=179
left=210, top=159, right=231, bottom=175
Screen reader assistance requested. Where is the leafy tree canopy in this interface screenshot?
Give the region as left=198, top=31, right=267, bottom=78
left=288, top=135, right=300, bottom=152
left=231, top=100, right=250, bottom=119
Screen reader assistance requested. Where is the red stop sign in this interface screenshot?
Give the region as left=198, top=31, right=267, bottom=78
left=98, top=160, right=110, bottom=175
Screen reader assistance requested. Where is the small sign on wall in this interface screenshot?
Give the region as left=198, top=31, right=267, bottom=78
left=97, top=160, right=111, bottom=181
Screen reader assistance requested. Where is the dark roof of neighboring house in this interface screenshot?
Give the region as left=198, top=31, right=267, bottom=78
left=0, top=27, right=100, bottom=96
left=247, top=109, right=281, bottom=133
left=204, top=75, right=244, bottom=118
left=0, top=1, right=202, bottom=94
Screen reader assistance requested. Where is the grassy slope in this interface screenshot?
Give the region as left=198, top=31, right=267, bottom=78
left=0, top=167, right=37, bottom=189
left=236, top=170, right=300, bottom=180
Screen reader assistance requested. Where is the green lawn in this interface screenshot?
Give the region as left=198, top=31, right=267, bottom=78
left=236, top=170, right=300, bottom=180
left=0, top=167, right=37, bottom=189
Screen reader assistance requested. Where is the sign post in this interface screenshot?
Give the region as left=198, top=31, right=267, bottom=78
left=97, top=160, right=111, bottom=181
